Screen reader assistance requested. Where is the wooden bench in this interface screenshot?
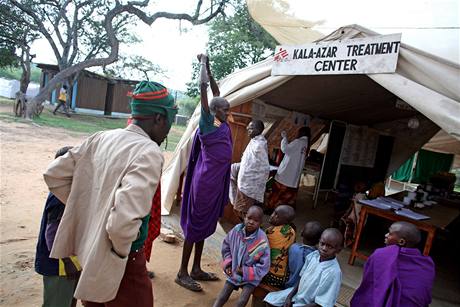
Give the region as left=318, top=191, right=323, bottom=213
left=251, top=284, right=280, bottom=307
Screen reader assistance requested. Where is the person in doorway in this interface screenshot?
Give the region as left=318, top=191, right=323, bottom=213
left=262, top=205, right=296, bottom=288
left=264, top=228, right=343, bottom=307
left=267, top=127, right=310, bottom=210
left=35, top=146, right=81, bottom=307
left=285, top=221, right=324, bottom=288
left=230, top=119, right=270, bottom=221
left=350, top=221, right=435, bottom=307
left=53, top=85, right=71, bottom=117
left=213, top=206, right=270, bottom=307
left=177, top=54, right=233, bottom=292
left=43, top=80, right=177, bottom=307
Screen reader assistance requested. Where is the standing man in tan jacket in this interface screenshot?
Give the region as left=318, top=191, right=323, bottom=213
left=43, top=81, right=178, bottom=307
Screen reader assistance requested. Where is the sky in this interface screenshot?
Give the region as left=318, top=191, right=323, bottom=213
left=32, top=0, right=459, bottom=91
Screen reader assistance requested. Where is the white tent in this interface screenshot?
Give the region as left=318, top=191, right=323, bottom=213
left=160, top=24, right=460, bottom=215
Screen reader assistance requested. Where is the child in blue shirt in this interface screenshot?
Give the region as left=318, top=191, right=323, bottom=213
left=35, top=146, right=81, bottom=307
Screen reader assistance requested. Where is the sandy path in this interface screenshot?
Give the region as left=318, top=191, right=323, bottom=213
left=0, top=118, right=238, bottom=306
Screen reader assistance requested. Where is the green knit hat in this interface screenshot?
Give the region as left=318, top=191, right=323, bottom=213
left=129, top=81, right=178, bottom=125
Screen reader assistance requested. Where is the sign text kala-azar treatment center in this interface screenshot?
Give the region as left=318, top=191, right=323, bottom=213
left=272, top=33, right=402, bottom=75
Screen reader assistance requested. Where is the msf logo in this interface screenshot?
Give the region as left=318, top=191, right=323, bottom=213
left=274, top=48, right=289, bottom=62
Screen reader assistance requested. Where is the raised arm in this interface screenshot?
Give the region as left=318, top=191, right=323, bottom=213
left=206, top=58, right=220, bottom=97
left=198, top=54, right=220, bottom=114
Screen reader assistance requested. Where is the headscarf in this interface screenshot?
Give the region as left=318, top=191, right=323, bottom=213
left=129, top=81, right=178, bottom=125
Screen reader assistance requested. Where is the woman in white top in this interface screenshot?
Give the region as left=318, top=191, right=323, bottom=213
left=267, top=126, right=310, bottom=210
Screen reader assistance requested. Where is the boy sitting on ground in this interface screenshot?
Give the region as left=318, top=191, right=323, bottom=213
left=35, top=146, right=81, bottom=307
left=213, top=206, right=271, bottom=307
left=262, top=205, right=296, bottom=288
left=285, top=221, right=323, bottom=288
left=351, top=221, right=435, bottom=307
left=264, top=228, right=343, bottom=307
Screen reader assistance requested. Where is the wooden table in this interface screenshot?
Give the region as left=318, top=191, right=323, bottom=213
left=348, top=194, right=460, bottom=265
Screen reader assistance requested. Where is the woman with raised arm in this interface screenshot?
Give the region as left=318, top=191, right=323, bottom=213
left=176, top=54, right=233, bottom=292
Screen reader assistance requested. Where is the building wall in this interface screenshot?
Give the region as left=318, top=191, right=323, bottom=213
left=76, top=75, right=107, bottom=111
left=111, top=83, right=134, bottom=114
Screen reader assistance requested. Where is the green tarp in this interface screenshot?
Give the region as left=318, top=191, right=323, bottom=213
left=392, top=154, right=415, bottom=182
left=412, top=150, right=454, bottom=184
left=392, top=150, right=454, bottom=183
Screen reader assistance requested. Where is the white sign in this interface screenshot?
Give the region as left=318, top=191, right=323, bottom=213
left=271, top=34, right=401, bottom=75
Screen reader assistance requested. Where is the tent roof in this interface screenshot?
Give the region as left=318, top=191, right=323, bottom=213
left=160, top=23, right=460, bottom=215
left=259, top=74, right=416, bottom=125
left=424, top=130, right=460, bottom=156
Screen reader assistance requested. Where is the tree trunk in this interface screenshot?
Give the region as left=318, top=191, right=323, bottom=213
left=19, top=63, right=30, bottom=94
left=18, top=47, right=34, bottom=119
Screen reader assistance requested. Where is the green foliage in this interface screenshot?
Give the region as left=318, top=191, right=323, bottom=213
left=0, top=3, right=19, bottom=67
left=0, top=2, right=38, bottom=68
left=0, top=65, right=41, bottom=83
left=186, top=0, right=277, bottom=97
left=103, top=54, right=165, bottom=80
left=177, top=96, right=199, bottom=117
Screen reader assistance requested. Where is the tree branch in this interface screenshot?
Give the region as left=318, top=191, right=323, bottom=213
left=30, top=0, right=230, bottom=113
left=10, top=0, right=63, bottom=63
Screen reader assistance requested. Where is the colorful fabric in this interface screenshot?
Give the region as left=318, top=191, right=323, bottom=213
left=263, top=224, right=296, bottom=288
left=350, top=245, right=435, bottom=307
left=264, top=251, right=342, bottom=307
left=58, top=88, right=67, bottom=102
left=43, top=275, right=78, bottom=307
left=58, top=256, right=81, bottom=277
left=143, top=183, right=161, bottom=262
left=285, top=243, right=316, bottom=288
left=221, top=223, right=271, bottom=287
left=237, top=135, right=270, bottom=203
left=83, top=248, right=152, bottom=307
left=129, top=81, right=177, bottom=124
left=130, top=215, right=150, bottom=251
left=267, top=180, right=298, bottom=209
left=180, top=123, right=233, bottom=243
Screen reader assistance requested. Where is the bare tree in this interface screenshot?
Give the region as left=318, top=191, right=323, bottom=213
left=9, top=0, right=230, bottom=119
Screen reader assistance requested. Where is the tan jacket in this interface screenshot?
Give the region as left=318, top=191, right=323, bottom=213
left=44, top=124, right=163, bottom=302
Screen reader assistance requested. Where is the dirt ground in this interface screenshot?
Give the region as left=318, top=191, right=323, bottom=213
left=0, top=115, right=240, bottom=306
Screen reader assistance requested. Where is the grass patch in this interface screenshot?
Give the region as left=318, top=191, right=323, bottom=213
left=0, top=97, right=186, bottom=151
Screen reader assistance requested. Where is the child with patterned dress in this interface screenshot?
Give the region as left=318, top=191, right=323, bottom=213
left=213, top=206, right=271, bottom=307
left=263, top=205, right=296, bottom=288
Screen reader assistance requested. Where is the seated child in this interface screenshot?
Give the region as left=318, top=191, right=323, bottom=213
left=264, top=228, right=343, bottom=307
left=35, top=146, right=81, bottom=307
left=213, top=206, right=270, bottom=307
left=263, top=205, right=296, bottom=288
left=285, top=221, right=323, bottom=288
left=351, top=221, right=435, bottom=307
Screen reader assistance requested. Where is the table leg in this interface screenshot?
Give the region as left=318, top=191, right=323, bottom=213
left=348, top=207, right=368, bottom=265
left=423, top=227, right=436, bottom=256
